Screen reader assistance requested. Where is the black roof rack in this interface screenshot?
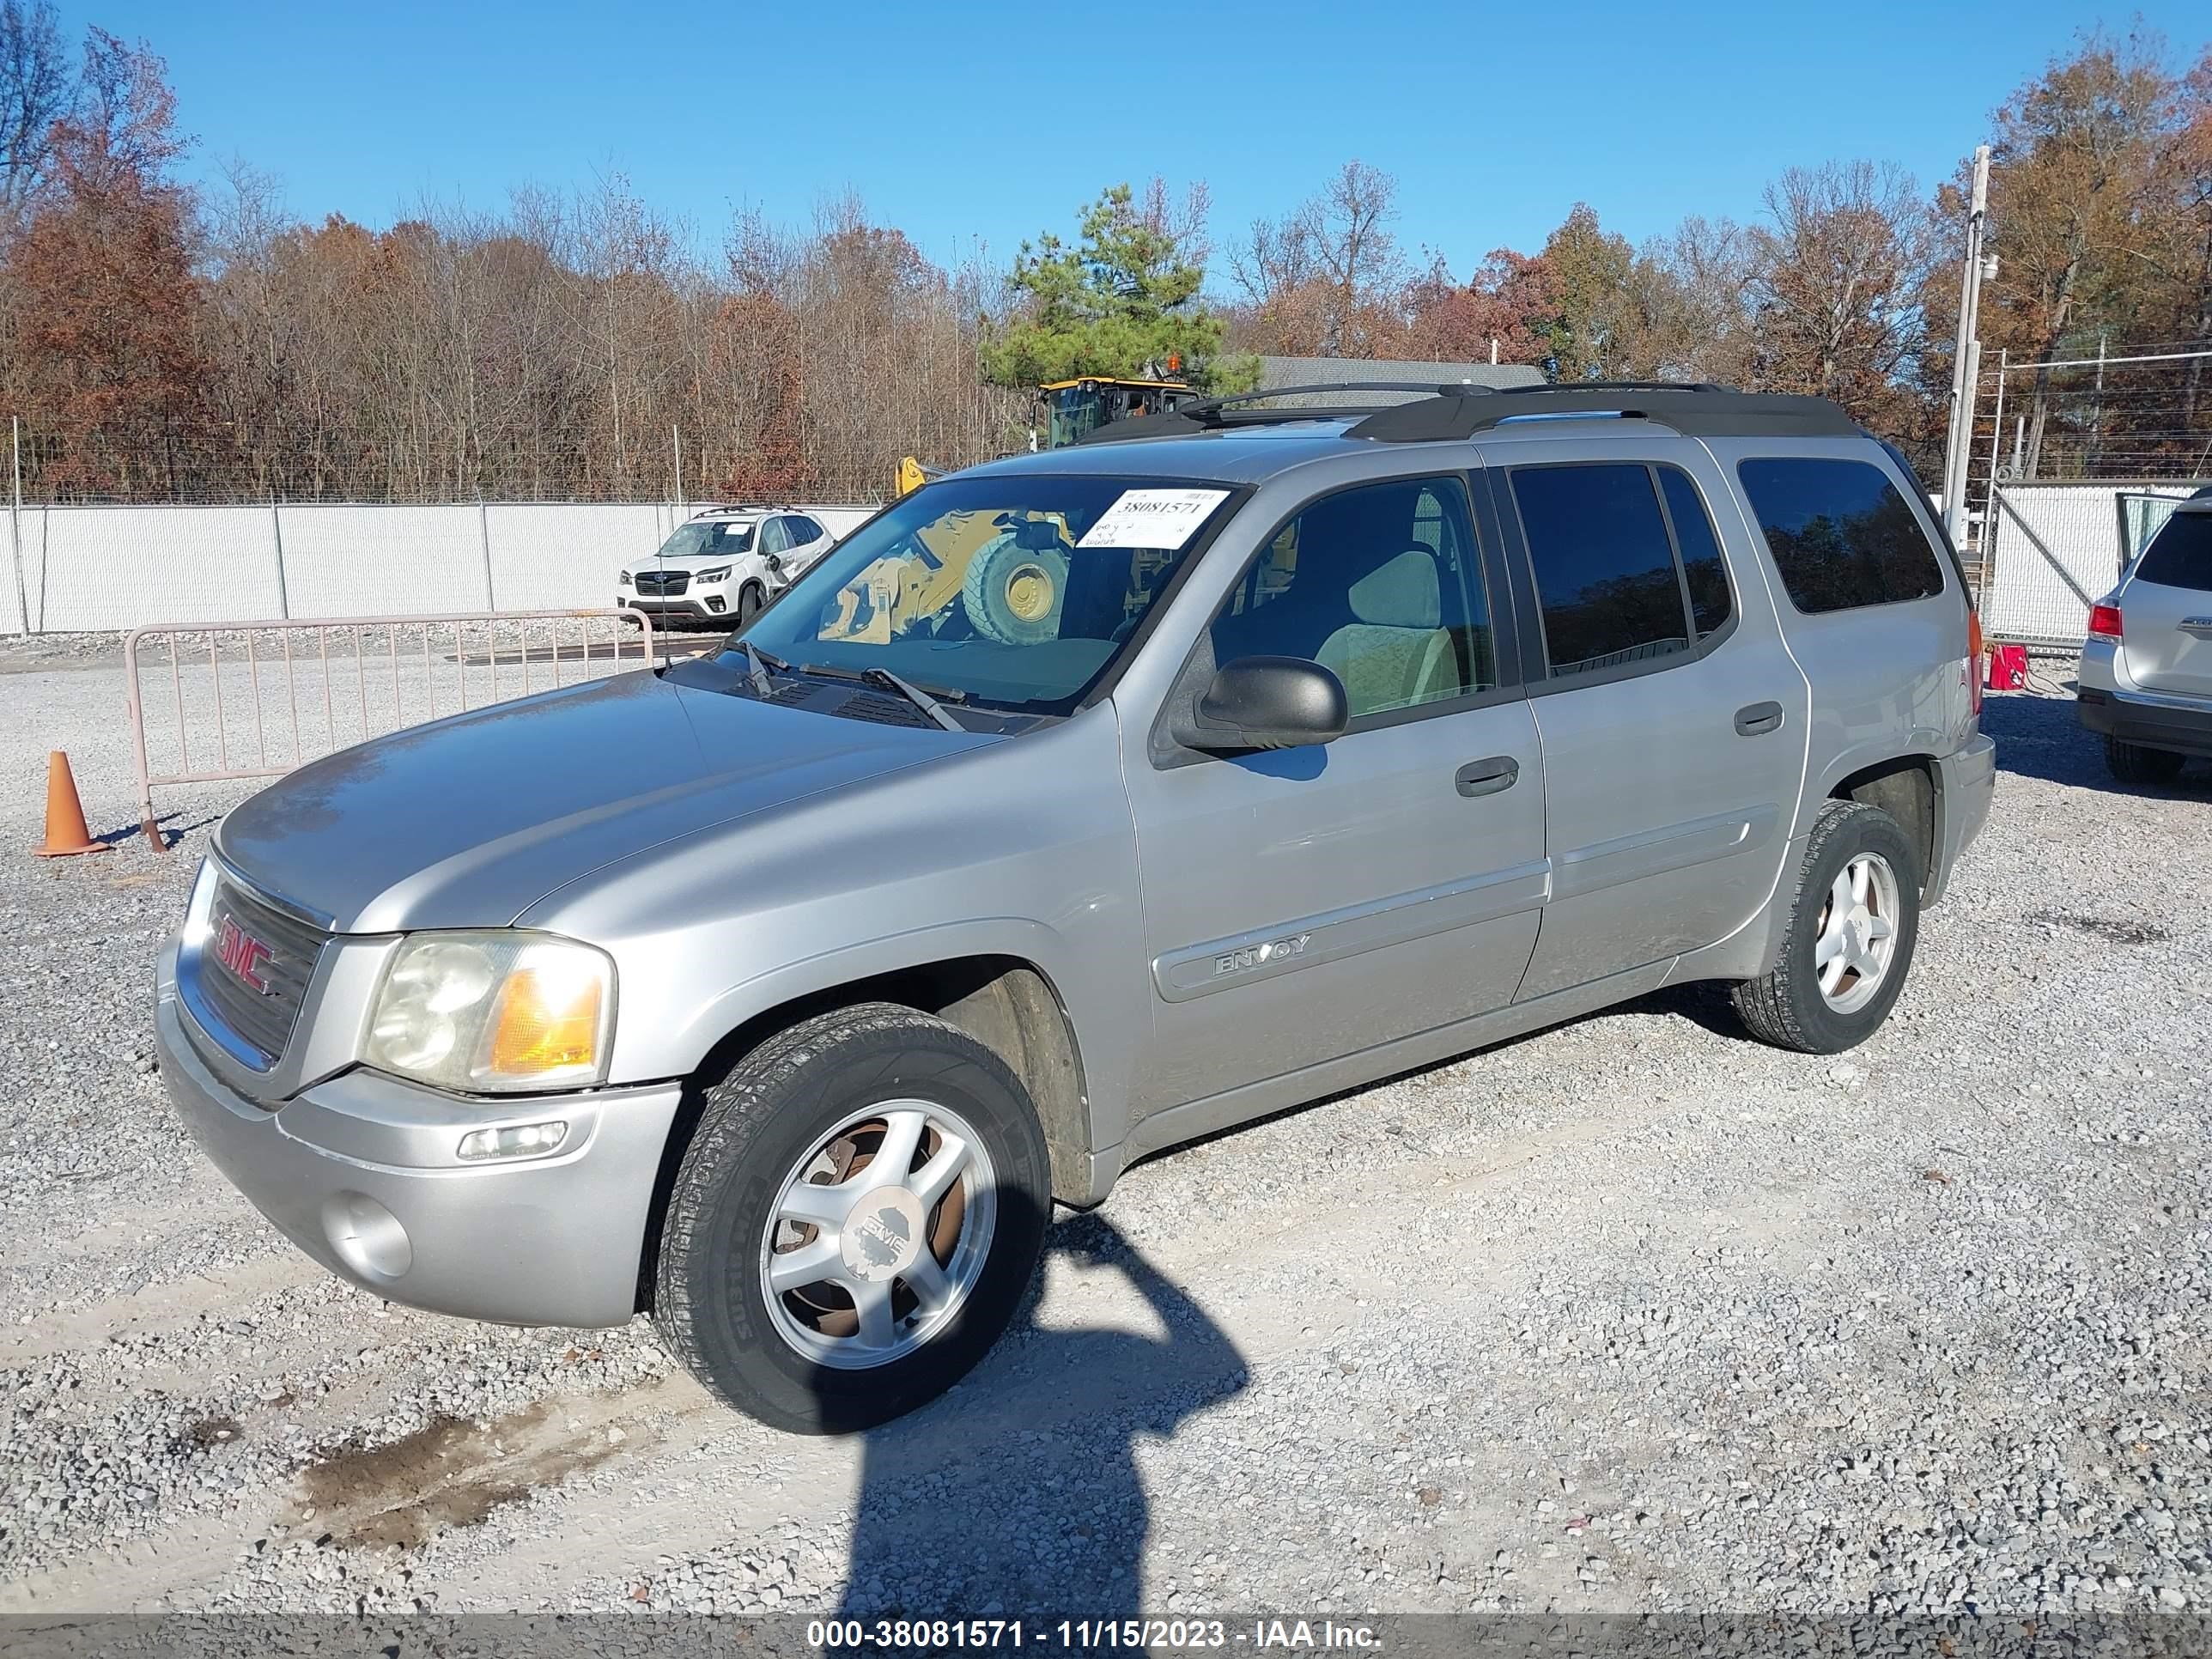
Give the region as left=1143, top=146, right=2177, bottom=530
left=1073, top=381, right=1491, bottom=445
left=1078, top=380, right=1861, bottom=446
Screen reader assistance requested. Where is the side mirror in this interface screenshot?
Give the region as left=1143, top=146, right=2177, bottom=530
left=1173, top=656, right=1348, bottom=753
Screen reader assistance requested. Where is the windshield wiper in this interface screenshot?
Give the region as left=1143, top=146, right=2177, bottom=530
left=794, top=660, right=967, bottom=732
left=860, top=666, right=966, bottom=732
left=736, top=641, right=790, bottom=698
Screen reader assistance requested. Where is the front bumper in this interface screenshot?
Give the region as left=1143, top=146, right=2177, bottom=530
left=621, top=592, right=726, bottom=623
left=157, top=988, right=684, bottom=1328
left=2078, top=686, right=2212, bottom=758
left=1927, top=732, right=1996, bottom=906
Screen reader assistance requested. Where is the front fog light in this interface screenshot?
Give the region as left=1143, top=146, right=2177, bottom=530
left=457, top=1121, right=568, bottom=1161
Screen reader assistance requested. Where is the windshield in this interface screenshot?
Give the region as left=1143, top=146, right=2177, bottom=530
left=720, top=474, right=1241, bottom=713
left=655, top=520, right=755, bottom=561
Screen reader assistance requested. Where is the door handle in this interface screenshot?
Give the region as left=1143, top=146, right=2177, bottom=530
left=1455, top=757, right=1519, bottom=797
left=1734, top=701, right=1784, bottom=737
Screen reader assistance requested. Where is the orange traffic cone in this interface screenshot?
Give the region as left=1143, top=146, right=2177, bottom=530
left=33, top=750, right=109, bottom=857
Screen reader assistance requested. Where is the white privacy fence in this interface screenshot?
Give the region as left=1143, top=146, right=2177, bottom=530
left=1981, top=480, right=2209, bottom=650
left=3, top=498, right=879, bottom=634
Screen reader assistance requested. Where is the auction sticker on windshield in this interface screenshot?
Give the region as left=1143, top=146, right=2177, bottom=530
left=1075, top=488, right=1231, bottom=550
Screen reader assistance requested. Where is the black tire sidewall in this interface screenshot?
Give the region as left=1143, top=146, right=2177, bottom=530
left=738, top=581, right=763, bottom=623
left=1778, top=810, right=1923, bottom=1053
left=663, top=1015, right=1051, bottom=1434
left=2105, top=736, right=2183, bottom=785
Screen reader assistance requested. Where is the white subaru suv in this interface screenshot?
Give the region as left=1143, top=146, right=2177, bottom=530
left=618, top=507, right=839, bottom=627
left=2079, top=487, right=2212, bottom=784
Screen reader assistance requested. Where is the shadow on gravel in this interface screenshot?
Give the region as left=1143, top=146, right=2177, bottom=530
left=837, top=1214, right=1244, bottom=1619
left=97, top=809, right=215, bottom=851
left=1979, top=690, right=2209, bottom=793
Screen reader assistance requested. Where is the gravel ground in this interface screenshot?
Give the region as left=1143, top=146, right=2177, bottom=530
left=1, top=642, right=2208, bottom=1627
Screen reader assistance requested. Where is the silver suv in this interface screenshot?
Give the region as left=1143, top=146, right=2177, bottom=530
left=157, top=383, right=1996, bottom=1433
left=2079, top=488, right=2212, bottom=783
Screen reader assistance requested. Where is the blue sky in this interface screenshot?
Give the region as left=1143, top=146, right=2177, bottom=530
left=70, top=0, right=2209, bottom=279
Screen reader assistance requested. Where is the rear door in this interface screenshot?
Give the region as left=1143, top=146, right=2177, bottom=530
left=1481, top=437, right=1809, bottom=1001
left=783, top=515, right=831, bottom=577
left=2119, top=503, right=2212, bottom=698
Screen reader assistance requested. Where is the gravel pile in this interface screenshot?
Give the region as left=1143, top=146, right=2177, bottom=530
left=1, top=660, right=2208, bottom=1627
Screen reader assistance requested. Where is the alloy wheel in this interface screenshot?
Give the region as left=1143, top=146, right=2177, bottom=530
left=757, top=1100, right=996, bottom=1370
left=1812, top=852, right=1900, bottom=1014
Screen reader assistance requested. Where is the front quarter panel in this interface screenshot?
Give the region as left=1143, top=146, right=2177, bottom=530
left=514, top=708, right=1146, bottom=1147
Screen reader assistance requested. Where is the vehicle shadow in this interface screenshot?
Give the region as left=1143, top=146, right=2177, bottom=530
left=1979, top=688, right=2209, bottom=793
left=834, top=1212, right=1246, bottom=1619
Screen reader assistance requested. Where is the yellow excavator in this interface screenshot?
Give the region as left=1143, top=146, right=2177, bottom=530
left=1034, top=374, right=1199, bottom=448
left=892, top=374, right=1199, bottom=496
left=860, top=375, right=1200, bottom=645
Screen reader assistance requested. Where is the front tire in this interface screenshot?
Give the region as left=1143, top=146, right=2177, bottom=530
left=2103, top=735, right=2185, bottom=787
left=653, top=1003, right=1051, bottom=1434
left=736, top=581, right=765, bottom=624
left=1731, top=800, right=1921, bottom=1054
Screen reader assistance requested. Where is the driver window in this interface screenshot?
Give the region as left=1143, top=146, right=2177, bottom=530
left=757, top=519, right=790, bottom=556
left=1209, top=477, right=1493, bottom=720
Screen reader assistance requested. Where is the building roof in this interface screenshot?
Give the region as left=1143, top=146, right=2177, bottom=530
left=1253, top=356, right=1547, bottom=403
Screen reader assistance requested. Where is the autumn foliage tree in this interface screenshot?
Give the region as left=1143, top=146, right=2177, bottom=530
left=0, top=14, right=2204, bottom=506
left=8, top=28, right=204, bottom=493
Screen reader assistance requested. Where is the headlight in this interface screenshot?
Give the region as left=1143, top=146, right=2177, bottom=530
left=694, top=565, right=732, bottom=583
left=364, top=932, right=614, bottom=1094
left=617, top=570, right=632, bottom=585
left=181, top=857, right=218, bottom=948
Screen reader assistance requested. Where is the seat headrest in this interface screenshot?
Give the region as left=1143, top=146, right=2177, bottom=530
left=1347, top=549, right=1442, bottom=629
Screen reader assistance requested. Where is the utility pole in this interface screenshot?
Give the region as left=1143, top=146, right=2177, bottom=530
left=672, top=424, right=685, bottom=520
left=2089, top=331, right=2107, bottom=473
left=1941, top=145, right=1993, bottom=544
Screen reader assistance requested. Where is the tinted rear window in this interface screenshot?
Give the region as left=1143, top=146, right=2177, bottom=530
left=1510, top=464, right=1691, bottom=677
left=2135, top=511, right=2212, bottom=592
left=1737, top=458, right=1947, bottom=614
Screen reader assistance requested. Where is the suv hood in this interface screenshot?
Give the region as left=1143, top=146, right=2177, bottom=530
left=216, top=669, right=988, bottom=933
left=636, top=549, right=754, bottom=571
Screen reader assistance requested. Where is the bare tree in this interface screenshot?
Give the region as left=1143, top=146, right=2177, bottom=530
left=1231, top=160, right=1406, bottom=356
left=1748, top=161, right=1934, bottom=425
left=1630, top=216, right=1758, bottom=384
left=0, top=0, right=70, bottom=234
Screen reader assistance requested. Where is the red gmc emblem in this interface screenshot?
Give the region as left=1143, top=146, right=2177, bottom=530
left=213, top=915, right=276, bottom=995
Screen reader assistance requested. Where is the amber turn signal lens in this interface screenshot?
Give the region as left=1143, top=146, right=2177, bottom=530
left=486, top=964, right=604, bottom=1076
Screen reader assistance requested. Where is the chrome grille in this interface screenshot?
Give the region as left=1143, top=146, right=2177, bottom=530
left=635, top=568, right=690, bottom=596
left=194, top=876, right=330, bottom=1066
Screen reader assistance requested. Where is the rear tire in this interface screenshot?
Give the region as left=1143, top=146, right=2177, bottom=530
left=653, top=1002, right=1051, bottom=1434
left=2103, top=735, right=2185, bottom=787
left=1731, top=800, right=1921, bottom=1055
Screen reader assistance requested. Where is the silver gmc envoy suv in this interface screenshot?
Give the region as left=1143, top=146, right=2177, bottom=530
left=158, top=382, right=1996, bottom=1432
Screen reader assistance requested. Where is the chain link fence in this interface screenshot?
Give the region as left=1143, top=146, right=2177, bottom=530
left=1980, top=480, right=2208, bottom=650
